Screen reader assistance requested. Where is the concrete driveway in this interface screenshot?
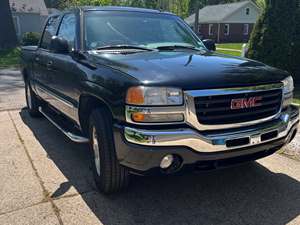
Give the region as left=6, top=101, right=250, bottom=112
left=0, top=69, right=299, bottom=225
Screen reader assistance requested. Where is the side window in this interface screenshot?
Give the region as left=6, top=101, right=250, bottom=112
left=40, top=16, right=60, bottom=49
left=209, top=24, right=213, bottom=36
left=224, top=24, right=230, bottom=36
left=243, top=24, right=249, bottom=35
left=246, top=8, right=250, bottom=15
left=57, top=14, right=76, bottom=50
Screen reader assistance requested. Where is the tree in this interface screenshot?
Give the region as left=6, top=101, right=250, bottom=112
left=0, top=0, right=18, bottom=50
left=248, top=0, right=299, bottom=78
left=290, top=3, right=300, bottom=79
left=255, top=0, right=266, bottom=9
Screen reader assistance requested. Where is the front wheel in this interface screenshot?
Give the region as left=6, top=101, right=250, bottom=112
left=25, top=81, right=41, bottom=117
left=89, top=108, right=129, bottom=194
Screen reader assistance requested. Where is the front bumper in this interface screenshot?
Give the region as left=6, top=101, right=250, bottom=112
left=114, top=105, right=299, bottom=174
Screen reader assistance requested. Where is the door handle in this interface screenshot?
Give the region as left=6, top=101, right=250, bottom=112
left=35, top=57, right=40, bottom=62
left=47, top=61, right=53, bottom=68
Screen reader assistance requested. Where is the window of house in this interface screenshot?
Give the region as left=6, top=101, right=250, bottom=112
left=40, top=16, right=60, bottom=49
left=198, top=24, right=201, bottom=33
left=224, top=24, right=230, bottom=36
left=246, top=8, right=250, bottom=15
left=209, top=24, right=213, bottom=36
left=243, top=24, right=249, bottom=35
left=57, top=14, right=76, bottom=50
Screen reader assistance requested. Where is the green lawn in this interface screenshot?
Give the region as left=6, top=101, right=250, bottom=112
left=216, top=43, right=247, bottom=50
left=216, top=50, right=242, bottom=57
left=0, top=48, right=21, bottom=68
left=215, top=43, right=247, bottom=57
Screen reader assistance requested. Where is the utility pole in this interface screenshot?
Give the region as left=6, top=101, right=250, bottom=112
left=194, top=1, right=200, bottom=34
left=0, top=0, right=17, bottom=50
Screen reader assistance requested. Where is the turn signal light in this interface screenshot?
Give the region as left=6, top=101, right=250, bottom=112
left=126, top=87, right=144, bottom=105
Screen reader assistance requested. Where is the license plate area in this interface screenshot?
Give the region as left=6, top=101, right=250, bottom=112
left=225, top=130, right=279, bottom=148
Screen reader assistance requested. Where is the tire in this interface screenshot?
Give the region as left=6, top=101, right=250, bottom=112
left=89, top=107, right=129, bottom=194
left=25, top=80, right=41, bottom=117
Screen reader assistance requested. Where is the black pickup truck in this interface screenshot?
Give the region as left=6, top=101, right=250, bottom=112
left=21, top=6, right=299, bottom=193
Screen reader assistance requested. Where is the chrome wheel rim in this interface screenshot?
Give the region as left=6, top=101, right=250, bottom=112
left=26, top=84, right=32, bottom=109
left=92, top=127, right=101, bottom=176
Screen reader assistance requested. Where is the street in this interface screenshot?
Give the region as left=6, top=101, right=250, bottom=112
left=0, top=69, right=299, bottom=225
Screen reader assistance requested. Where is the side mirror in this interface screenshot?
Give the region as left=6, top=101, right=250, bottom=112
left=50, top=36, right=69, bottom=54
left=202, top=39, right=216, bottom=51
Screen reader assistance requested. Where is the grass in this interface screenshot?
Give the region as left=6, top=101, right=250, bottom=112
left=216, top=50, right=242, bottom=57
left=216, top=43, right=247, bottom=50
left=215, top=43, right=247, bottom=57
left=0, top=47, right=21, bottom=68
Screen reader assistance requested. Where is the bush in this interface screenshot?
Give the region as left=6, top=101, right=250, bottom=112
left=22, top=32, right=40, bottom=46
left=0, top=48, right=21, bottom=68
left=248, top=0, right=300, bottom=79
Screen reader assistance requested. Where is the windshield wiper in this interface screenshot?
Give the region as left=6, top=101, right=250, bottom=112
left=96, top=45, right=153, bottom=51
left=155, top=45, right=201, bottom=51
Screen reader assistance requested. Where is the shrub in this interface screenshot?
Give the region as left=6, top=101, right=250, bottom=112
left=248, top=0, right=300, bottom=80
left=22, top=32, right=41, bottom=46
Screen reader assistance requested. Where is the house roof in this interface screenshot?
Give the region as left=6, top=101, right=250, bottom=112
left=9, top=0, right=48, bottom=16
left=185, top=0, right=257, bottom=25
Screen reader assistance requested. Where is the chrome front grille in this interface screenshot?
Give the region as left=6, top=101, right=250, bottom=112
left=184, top=83, right=284, bottom=131
left=194, top=89, right=283, bottom=125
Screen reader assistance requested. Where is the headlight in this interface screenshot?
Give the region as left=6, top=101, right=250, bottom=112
left=126, top=86, right=183, bottom=106
left=282, top=76, right=294, bottom=94
left=282, top=76, right=294, bottom=108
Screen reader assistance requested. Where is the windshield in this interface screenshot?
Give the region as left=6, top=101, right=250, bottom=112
left=84, top=11, right=205, bottom=50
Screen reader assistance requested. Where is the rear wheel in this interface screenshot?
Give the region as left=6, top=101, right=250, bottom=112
left=89, top=107, right=129, bottom=194
left=25, top=81, right=41, bottom=117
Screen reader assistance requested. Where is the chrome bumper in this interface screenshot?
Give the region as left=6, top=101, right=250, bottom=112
left=124, top=106, right=299, bottom=153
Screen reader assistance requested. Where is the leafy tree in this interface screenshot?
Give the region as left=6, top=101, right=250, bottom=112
left=255, top=0, right=266, bottom=9
left=248, top=0, right=299, bottom=78
left=290, top=3, right=300, bottom=79
left=0, top=0, right=17, bottom=50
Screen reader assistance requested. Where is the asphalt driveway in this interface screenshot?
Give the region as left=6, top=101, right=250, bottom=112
left=0, top=68, right=299, bottom=225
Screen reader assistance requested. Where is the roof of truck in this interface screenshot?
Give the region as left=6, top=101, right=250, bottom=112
left=52, top=6, right=175, bottom=18
left=81, top=6, right=162, bottom=13
left=77, top=6, right=178, bottom=16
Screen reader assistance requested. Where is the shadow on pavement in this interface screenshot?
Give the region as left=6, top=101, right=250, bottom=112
left=20, top=109, right=300, bottom=225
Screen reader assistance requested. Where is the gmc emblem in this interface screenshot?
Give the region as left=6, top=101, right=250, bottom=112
left=231, top=96, right=262, bottom=110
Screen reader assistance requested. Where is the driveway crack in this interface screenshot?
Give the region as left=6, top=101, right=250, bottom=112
left=8, top=111, right=64, bottom=225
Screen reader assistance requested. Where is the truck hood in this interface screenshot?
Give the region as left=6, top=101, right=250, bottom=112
left=89, top=51, right=289, bottom=90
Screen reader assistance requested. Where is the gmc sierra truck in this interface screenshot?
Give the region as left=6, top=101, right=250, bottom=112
left=21, top=7, right=299, bottom=194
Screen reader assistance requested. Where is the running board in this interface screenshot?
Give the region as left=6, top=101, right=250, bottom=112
left=38, top=107, right=89, bottom=143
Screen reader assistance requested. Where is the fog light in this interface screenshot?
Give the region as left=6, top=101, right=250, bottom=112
left=160, top=155, right=174, bottom=169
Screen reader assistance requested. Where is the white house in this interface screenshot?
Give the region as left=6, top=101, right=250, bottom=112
left=9, top=0, right=49, bottom=40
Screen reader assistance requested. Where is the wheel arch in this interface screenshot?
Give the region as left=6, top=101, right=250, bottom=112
left=78, top=93, right=113, bottom=136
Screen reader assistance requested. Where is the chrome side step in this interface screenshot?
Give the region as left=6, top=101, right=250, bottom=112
left=39, top=107, right=89, bottom=143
